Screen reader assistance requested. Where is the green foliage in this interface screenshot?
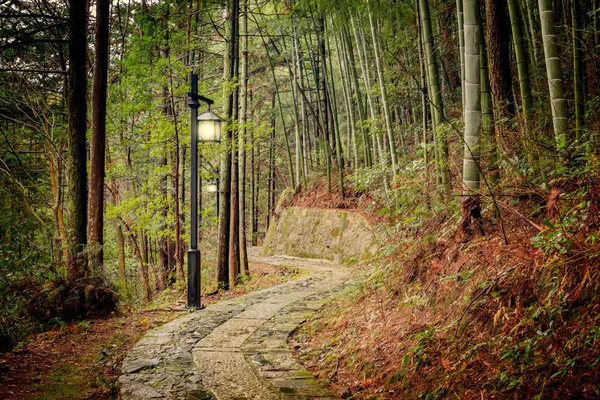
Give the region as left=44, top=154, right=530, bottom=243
left=0, top=149, right=55, bottom=348
left=404, top=327, right=436, bottom=369
left=531, top=197, right=591, bottom=255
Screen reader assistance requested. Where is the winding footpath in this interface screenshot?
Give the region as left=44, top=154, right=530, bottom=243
left=119, top=248, right=349, bottom=400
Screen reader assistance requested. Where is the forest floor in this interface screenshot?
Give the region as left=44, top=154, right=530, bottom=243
left=289, top=177, right=600, bottom=398
left=0, top=261, right=301, bottom=400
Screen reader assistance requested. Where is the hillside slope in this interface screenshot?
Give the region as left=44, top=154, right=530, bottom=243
left=290, top=177, right=600, bottom=399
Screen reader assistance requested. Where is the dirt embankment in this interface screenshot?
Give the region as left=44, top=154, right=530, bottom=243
left=290, top=178, right=600, bottom=399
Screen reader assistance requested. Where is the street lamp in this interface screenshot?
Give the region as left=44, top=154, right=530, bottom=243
left=206, top=178, right=220, bottom=215
left=198, top=111, right=222, bottom=142
left=187, top=73, right=223, bottom=309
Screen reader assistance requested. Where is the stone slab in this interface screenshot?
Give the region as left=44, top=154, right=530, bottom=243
left=119, top=248, right=349, bottom=400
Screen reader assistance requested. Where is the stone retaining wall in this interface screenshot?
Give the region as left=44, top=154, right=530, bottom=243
left=262, top=206, right=379, bottom=263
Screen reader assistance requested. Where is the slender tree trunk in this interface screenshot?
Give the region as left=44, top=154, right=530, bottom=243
left=508, top=0, right=534, bottom=120
left=267, top=93, right=276, bottom=229
left=228, top=0, right=241, bottom=289
left=343, top=24, right=371, bottom=166
left=67, top=0, right=88, bottom=268
left=480, top=21, right=497, bottom=182
left=250, top=90, right=258, bottom=246
left=48, top=150, right=69, bottom=265
left=290, top=19, right=305, bottom=188
left=333, top=22, right=358, bottom=170
left=416, top=8, right=430, bottom=188
left=461, top=0, right=483, bottom=237
left=165, top=52, right=184, bottom=284
left=159, top=152, right=171, bottom=287
left=485, top=0, right=515, bottom=135
left=239, top=0, right=249, bottom=277
left=367, top=0, right=400, bottom=170
left=325, top=23, right=345, bottom=196
left=254, top=19, right=294, bottom=184
left=115, top=221, right=127, bottom=289
left=457, top=0, right=466, bottom=111
left=572, top=0, right=584, bottom=138
left=292, top=24, right=309, bottom=184
left=351, top=12, right=378, bottom=166
left=525, top=0, right=540, bottom=65
left=419, top=0, right=449, bottom=193
left=123, top=220, right=151, bottom=302
left=538, top=0, right=568, bottom=148
left=88, top=0, right=109, bottom=272
left=217, top=0, right=238, bottom=290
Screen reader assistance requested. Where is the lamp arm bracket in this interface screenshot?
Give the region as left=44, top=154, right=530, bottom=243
left=189, top=92, right=215, bottom=106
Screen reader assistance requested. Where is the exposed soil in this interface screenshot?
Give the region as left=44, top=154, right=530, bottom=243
left=288, top=176, right=387, bottom=227
left=0, top=262, right=298, bottom=400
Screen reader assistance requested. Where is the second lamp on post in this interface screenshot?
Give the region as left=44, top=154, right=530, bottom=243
left=207, top=176, right=220, bottom=215
left=187, top=73, right=223, bottom=309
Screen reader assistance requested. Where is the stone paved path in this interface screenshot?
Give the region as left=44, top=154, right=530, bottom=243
left=119, top=248, right=349, bottom=400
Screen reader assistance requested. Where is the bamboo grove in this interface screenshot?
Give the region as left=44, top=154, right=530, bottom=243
left=1, top=0, right=599, bottom=346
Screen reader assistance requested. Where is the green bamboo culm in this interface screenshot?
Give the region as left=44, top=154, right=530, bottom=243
left=538, top=0, right=568, bottom=149
left=479, top=22, right=496, bottom=183
left=462, top=0, right=481, bottom=194
left=456, top=0, right=466, bottom=112
left=367, top=0, right=400, bottom=171
left=418, top=0, right=449, bottom=194
left=508, top=0, right=534, bottom=120
left=572, top=0, right=585, bottom=139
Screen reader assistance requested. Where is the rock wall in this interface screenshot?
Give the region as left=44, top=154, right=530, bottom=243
left=262, top=206, right=379, bottom=263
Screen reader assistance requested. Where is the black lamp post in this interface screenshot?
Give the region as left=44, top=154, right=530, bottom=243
left=187, top=73, right=222, bottom=309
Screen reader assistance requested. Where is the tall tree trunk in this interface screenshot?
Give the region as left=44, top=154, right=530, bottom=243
left=250, top=89, right=259, bottom=246
left=457, top=0, right=466, bottom=111
left=239, top=0, right=249, bottom=277
left=538, top=0, right=568, bottom=149
left=324, top=21, right=345, bottom=196
left=351, top=12, right=379, bottom=165
left=419, top=0, right=449, bottom=193
left=461, top=0, right=483, bottom=237
left=480, top=20, right=497, bottom=182
left=416, top=7, right=430, bottom=189
left=507, top=0, right=534, bottom=120
left=367, top=0, right=400, bottom=169
left=572, top=0, right=584, bottom=138
left=227, top=0, right=241, bottom=289
left=255, top=20, right=294, bottom=185
left=343, top=24, right=371, bottom=166
left=67, top=0, right=88, bottom=269
left=89, top=0, right=109, bottom=273
left=266, top=93, right=276, bottom=231
left=333, top=22, right=358, bottom=170
left=525, top=0, right=540, bottom=65
left=115, top=221, right=127, bottom=289
left=290, top=19, right=305, bottom=188
left=48, top=150, right=69, bottom=265
left=485, top=0, right=515, bottom=136
left=292, top=23, right=309, bottom=184
left=122, top=220, right=151, bottom=302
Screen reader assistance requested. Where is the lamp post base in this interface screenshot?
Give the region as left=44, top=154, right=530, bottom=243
left=187, top=249, right=201, bottom=309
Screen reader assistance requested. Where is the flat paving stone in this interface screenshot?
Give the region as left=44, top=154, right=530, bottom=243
left=119, top=247, right=349, bottom=399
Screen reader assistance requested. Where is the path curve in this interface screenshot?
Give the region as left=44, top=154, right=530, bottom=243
left=119, top=248, right=349, bottom=399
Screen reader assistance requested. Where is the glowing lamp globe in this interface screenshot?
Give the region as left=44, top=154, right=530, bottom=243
left=197, top=111, right=223, bottom=143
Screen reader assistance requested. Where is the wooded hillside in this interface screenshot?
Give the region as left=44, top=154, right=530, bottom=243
left=1, top=1, right=600, bottom=396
